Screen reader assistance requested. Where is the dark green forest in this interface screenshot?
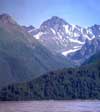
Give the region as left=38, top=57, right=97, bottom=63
left=0, top=61, right=100, bottom=101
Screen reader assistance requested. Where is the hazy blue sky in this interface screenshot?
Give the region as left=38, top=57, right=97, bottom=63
left=0, top=0, right=100, bottom=27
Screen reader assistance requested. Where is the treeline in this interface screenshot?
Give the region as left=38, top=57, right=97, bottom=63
left=0, top=62, right=100, bottom=100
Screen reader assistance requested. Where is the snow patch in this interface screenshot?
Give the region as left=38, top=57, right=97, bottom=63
left=62, top=48, right=81, bottom=56
left=63, top=25, right=70, bottom=34
left=57, top=32, right=62, bottom=39
left=69, top=38, right=85, bottom=44
left=50, top=28, right=56, bottom=35
left=87, top=29, right=93, bottom=34
left=83, top=34, right=95, bottom=40
left=28, top=29, right=35, bottom=33
left=74, top=32, right=80, bottom=37
left=71, top=24, right=76, bottom=31
left=73, top=46, right=81, bottom=49
left=33, top=32, right=44, bottom=39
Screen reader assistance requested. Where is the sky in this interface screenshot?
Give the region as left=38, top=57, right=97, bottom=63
left=0, top=0, right=100, bottom=28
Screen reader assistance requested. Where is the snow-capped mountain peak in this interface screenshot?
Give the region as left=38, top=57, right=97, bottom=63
left=24, top=16, right=99, bottom=58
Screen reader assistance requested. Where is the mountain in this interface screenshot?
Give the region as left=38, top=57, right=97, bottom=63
left=67, top=24, right=100, bottom=65
left=0, top=14, right=100, bottom=100
left=0, top=14, right=71, bottom=88
left=68, top=37, right=100, bottom=65
left=0, top=60, right=100, bottom=100
left=24, top=16, right=100, bottom=65
left=26, top=16, right=95, bottom=56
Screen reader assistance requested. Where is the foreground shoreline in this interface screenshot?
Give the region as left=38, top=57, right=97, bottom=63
left=0, top=100, right=100, bottom=112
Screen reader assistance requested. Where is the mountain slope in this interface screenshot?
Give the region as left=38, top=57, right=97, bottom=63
left=83, top=52, right=100, bottom=65
left=68, top=37, right=100, bottom=65
left=0, top=14, right=71, bottom=88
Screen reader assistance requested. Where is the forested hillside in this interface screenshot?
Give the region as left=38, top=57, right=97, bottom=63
left=83, top=52, right=100, bottom=65
left=0, top=62, right=100, bottom=101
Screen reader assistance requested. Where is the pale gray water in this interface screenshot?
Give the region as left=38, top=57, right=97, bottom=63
left=0, top=101, right=100, bottom=112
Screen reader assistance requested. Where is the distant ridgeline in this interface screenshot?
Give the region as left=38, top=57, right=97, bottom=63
left=0, top=61, right=100, bottom=101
